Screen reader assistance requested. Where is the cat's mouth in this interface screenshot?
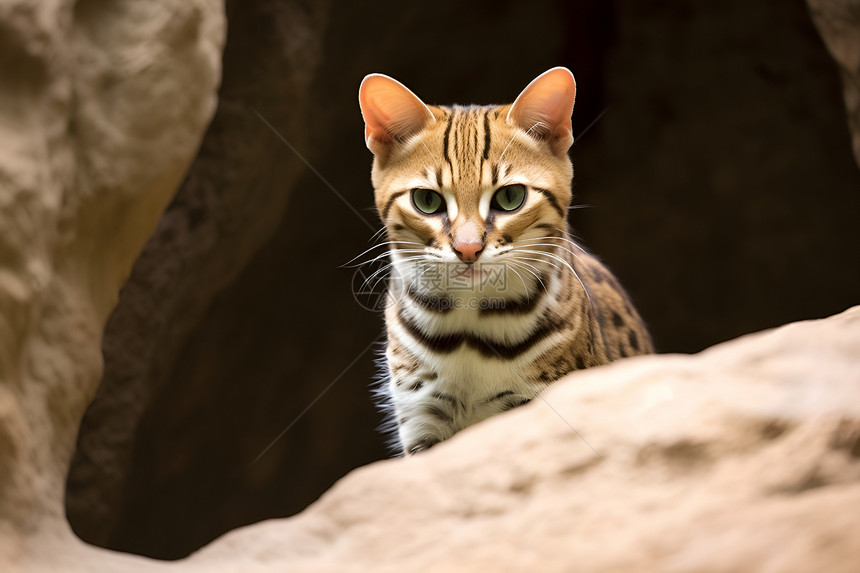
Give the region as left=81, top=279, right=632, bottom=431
left=450, top=265, right=489, bottom=279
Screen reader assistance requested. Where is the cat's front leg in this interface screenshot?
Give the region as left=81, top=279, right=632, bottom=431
left=392, top=385, right=462, bottom=455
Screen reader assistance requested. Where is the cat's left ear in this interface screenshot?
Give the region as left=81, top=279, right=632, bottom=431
left=359, top=74, right=436, bottom=155
left=508, top=67, right=577, bottom=155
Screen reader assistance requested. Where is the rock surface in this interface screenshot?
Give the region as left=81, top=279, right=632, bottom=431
left=0, top=0, right=224, bottom=566
left=65, top=0, right=332, bottom=552
left=18, top=306, right=860, bottom=571
left=1, top=0, right=859, bottom=571
left=69, top=0, right=860, bottom=558
left=68, top=0, right=599, bottom=558
left=189, top=306, right=860, bottom=573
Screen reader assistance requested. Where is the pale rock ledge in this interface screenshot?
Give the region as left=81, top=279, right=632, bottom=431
left=1, top=0, right=859, bottom=569
left=11, top=307, right=858, bottom=572
left=188, top=305, right=860, bottom=573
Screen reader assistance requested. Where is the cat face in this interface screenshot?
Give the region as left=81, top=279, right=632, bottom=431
left=359, top=68, right=576, bottom=299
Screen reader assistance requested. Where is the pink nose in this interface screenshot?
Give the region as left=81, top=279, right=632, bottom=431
left=454, top=242, right=483, bottom=263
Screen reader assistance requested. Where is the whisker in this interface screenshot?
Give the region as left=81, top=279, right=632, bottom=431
left=509, top=255, right=558, bottom=273
left=513, top=249, right=594, bottom=309
left=518, top=235, right=589, bottom=255
left=506, top=258, right=547, bottom=287
left=546, top=227, right=591, bottom=251
left=506, top=260, right=546, bottom=295
left=361, top=256, right=428, bottom=290
left=513, top=242, right=585, bottom=263
left=375, top=259, right=438, bottom=293
left=353, top=249, right=428, bottom=269
left=512, top=249, right=576, bottom=274
left=410, top=259, right=447, bottom=284
left=504, top=263, right=530, bottom=298
left=367, top=226, right=388, bottom=243
left=342, top=240, right=428, bottom=267
left=370, top=256, right=442, bottom=292
left=508, top=256, right=562, bottom=289
left=360, top=264, right=396, bottom=291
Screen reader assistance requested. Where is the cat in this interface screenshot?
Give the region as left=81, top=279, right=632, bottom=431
left=358, top=67, right=653, bottom=455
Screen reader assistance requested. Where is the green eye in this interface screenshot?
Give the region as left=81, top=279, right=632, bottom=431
left=411, top=188, right=445, bottom=215
left=491, top=184, right=526, bottom=212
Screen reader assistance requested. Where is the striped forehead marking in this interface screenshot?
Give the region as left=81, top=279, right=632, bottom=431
left=441, top=106, right=496, bottom=190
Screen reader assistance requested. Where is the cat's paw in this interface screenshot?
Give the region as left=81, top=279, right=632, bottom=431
left=406, top=437, right=440, bottom=455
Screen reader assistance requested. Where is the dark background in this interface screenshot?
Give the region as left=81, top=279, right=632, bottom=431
left=66, top=0, right=860, bottom=560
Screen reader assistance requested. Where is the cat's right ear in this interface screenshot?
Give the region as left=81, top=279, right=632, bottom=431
left=359, top=74, right=435, bottom=155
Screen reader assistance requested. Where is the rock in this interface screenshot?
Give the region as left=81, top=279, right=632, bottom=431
left=65, top=0, right=331, bottom=553
left=14, top=265, right=860, bottom=570
left=3, top=0, right=859, bottom=571
left=808, top=0, right=860, bottom=168
left=0, top=0, right=224, bottom=566
left=188, top=305, right=860, bottom=573
left=68, top=0, right=860, bottom=558
left=68, top=0, right=585, bottom=558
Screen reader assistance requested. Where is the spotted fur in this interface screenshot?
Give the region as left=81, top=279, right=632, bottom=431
left=358, top=68, right=653, bottom=455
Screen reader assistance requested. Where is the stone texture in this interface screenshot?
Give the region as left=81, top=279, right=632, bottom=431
left=808, top=0, right=860, bottom=168
left=1, top=0, right=856, bottom=570
left=191, top=305, right=860, bottom=573
left=0, top=0, right=224, bottom=566
left=65, top=0, right=332, bottom=553
left=67, top=0, right=860, bottom=559
left=67, top=0, right=593, bottom=559
left=17, top=306, right=860, bottom=572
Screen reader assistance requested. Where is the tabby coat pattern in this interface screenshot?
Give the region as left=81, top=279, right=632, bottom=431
left=358, top=68, right=653, bottom=455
